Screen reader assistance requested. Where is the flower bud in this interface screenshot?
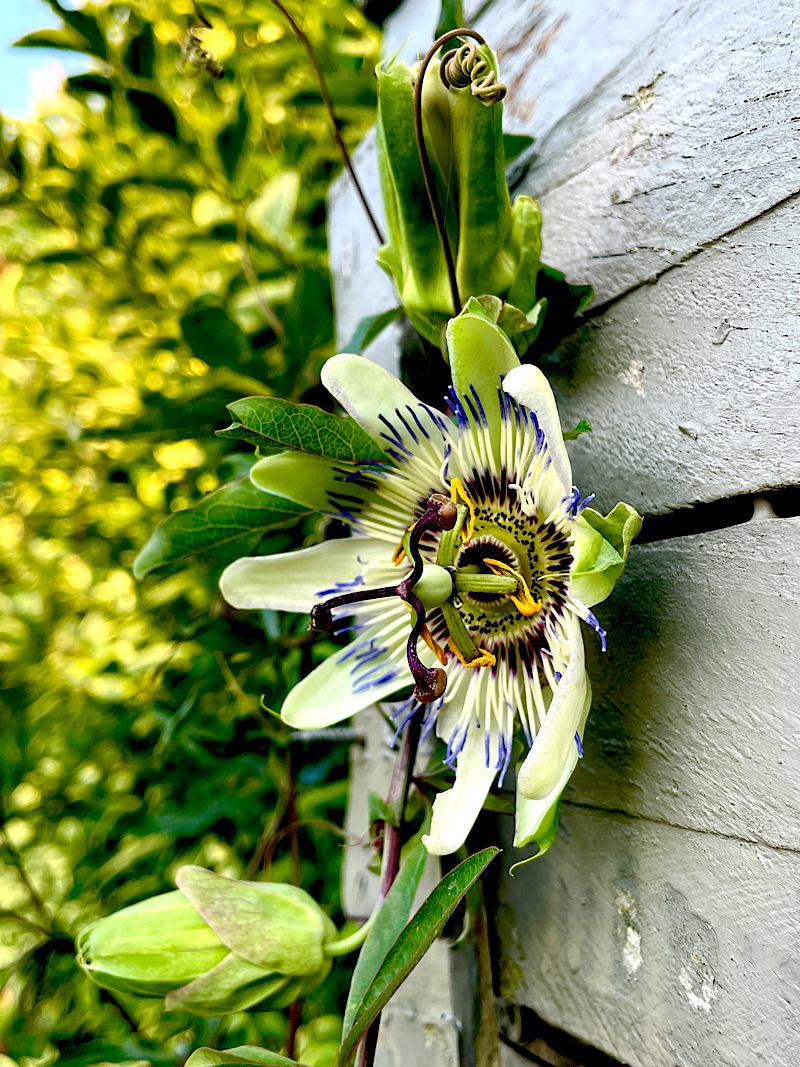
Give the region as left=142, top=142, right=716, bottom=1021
left=375, top=43, right=544, bottom=349
left=77, top=866, right=337, bottom=1016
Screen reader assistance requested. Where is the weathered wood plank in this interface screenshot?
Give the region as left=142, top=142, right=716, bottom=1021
left=327, top=132, right=401, bottom=370
left=474, top=0, right=685, bottom=141
left=341, top=708, right=462, bottom=1066
left=495, top=804, right=800, bottom=1067
left=517, top=0, right=800, bottom=306
left=564, top=517, right=800, bottom=851
left=551, top=193, right=800, bottom=514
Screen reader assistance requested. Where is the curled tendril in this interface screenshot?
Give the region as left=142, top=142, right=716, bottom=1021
left=440, top=42, right=507, bottom=105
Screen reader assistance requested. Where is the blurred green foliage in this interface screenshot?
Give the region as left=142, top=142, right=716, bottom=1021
left=0, top=1, right=381, bottom=1063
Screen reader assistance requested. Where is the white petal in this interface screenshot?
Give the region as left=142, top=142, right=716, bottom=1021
left=422, top=721, right=498, bottom=856
left=502, top=364, right=572, bottom=503
left=322, top=353, right=449, bottom=460
left=513, top=682, right=591, bottom=850
left=446, top=308, right=520, bottom=461
left=518, top=613, right=589, bottom=801
left=220, top=537, right=388, bottom=613
left=282, top=624, right=410, bottom=729
left=251, top=451, right=360, bottom=512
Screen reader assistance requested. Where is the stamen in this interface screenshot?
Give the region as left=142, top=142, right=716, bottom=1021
left=449, top=477, right=476, bottom=543
left=484, top=559, right=542, bottom=616
left=447, top=638, right=496, bottom=669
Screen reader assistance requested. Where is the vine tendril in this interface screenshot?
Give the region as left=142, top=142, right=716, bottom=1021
left=413, top=28, right=497, bottom=319
left=440, top=41, right=507, bottom=104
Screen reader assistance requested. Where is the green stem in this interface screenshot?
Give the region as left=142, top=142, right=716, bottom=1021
left=323, top=911, right=376, bottom=957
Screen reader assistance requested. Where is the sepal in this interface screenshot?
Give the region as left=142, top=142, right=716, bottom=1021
left=570, top=502, right=643, bottom=608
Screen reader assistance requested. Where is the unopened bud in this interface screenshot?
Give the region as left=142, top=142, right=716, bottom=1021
left=77, top=866, right=337, bottom=1016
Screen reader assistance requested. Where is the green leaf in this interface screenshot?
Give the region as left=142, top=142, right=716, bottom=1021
left=563, top=419, right=592, bottom=441
left=218, top=94, right=250, bottom=181
left=126, top=90, right=178, bottom=140
left=366, top=791, right=397, bottom=829
left=185, top=1046, right=303, bottom=1067
left=343, top=307, right=402, bottom=354
left=247, top=172, right=300, bottom=243
left=283, top=267, right=333, bottom=365
left=342, top=844, right=427, bottom=1038
left=65, top=74, right=113, bottom=98
left=503, top=133, right=534, bottom=165
left=217, top=397, right=385, bottom=463
left=435, top=0, right=464, bottom=37
left=43, top=0, right=108, bottom=60
left=133, top=479, right=310, bottom=579
left=13, top=29, right=89, bottom=53
left=124, top=25, right=156, bottom=79
left=180, top=303, right=252, bottom=368
left=339, top=847, right=500, bottom=1066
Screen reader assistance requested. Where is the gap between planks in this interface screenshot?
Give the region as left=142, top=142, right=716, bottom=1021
left=561, top=799, right=800, bottom=858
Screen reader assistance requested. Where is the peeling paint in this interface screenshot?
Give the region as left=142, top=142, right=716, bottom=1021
left=678, top=964, right=718, bottom=1012
left=616, top=359, right=646, bottom=397
left=616, top=891, right=642, bottom=979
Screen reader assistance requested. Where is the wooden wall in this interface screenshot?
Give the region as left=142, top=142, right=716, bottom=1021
left=329, top=2, right=800, bottom=1063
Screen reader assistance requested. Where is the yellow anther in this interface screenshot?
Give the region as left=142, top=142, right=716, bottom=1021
left=449, top=477, right=476, bottom=543
left=404, top=602, right=449, bottom=665
left=484, top=559, right=542, bottom=617
left=447, top=638, right=496, bottom=669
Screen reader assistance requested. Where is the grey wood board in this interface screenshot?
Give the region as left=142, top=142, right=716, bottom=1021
left=563, top=517, right=800, bottom=851
left=328, top=131, right=403, bottom=373
left=341, top=709, right=461, bottom=1066
left=474, top=0, right=686, bottom=141
left=551, top=192, right=800, bottom=515
left=495, top=805, right=800, bottom=1067
left=518, top=0, right=800, bottom=306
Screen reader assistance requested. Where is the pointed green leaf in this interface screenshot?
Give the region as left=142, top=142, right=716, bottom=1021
left=218, top=94, right=250, bottom=181
left=343, top=307, right=402, bottom=354
left=366, top=791, right=398, bottom=829
left=133, top=480, right=310, bottom=579
left=503, top=133, right=534, bottom=165
left=563, top=419, right=592, bottom=441
left=43, top=0, right=108, bottom=59
left=180, top=303, right=252, bottom=369
left=124, top=25, right=156, bottom=79
left=185, top=1047, right=303, bottom=1067
left=126, top=90, right=178, bottom=141
left=66, top=74, right=113, bottom=98
left=217, top=397, right=385, bottom=463
left=247, top=172, right=299, bottom=243
left=14, top=29, right=89, bottom=53
left=339, top=848, right=500, bottom=1066
left=435, top=0, right=464, bottom=37
left=342, top=844, right=427, bottom=1038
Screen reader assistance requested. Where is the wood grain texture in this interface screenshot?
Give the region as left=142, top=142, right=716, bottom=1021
left=513, top=0, right=800, bottom=306
left=495, top=804, right=800, bottom=1067
left=327, top=131, right=402, bottom=371
left=341, top=709, right=462, bottom=1066
left=551, top=193, right=800, bottom=514
left=565, top=517, right=800, bottom=850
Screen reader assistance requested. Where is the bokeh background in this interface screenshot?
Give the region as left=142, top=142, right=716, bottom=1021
left=0, top=1, right=384, bottom=1062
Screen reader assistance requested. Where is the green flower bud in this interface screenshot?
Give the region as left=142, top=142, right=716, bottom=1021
left=375, top=41, right=544, bottom=349
left=77, top=866, right=337, bottom=1016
